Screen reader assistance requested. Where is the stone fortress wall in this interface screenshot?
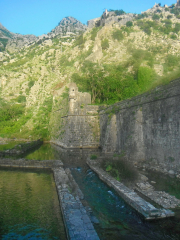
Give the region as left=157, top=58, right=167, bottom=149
left=53, top=79, right=180, bottom=173
left=99, top=78, right=180, bottom=173
left=53, top=83, right=100, bottom=148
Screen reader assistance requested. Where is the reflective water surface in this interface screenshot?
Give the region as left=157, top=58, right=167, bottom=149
left=1, top=142, right=180, bottom=239
left=0, top=167, right=66, bottom=240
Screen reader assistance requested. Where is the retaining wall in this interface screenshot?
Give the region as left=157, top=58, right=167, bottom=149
left=99, top=78, right=180, bottom=172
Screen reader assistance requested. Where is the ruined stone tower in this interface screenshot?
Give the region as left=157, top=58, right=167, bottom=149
left=54, top=83, right=100, bottom=148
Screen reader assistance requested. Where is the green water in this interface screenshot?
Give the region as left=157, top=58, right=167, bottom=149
left=4, top=143, right=180, bottom=239
left=0, top=141, right=24, bottom=151
left=25, top=144, right=56, bottom=160
left=0, top=168, right=66, bottom=240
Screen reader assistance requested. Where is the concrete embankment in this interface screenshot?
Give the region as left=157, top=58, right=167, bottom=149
left=0, top=158, right=63, bottom=169
left=0, top=139, right=43, bottom=157
left=0, top=158, right=100, bottom=240
left=53, top=167, right=100, bottom=240
left=87, top=159, right=174, bottom=220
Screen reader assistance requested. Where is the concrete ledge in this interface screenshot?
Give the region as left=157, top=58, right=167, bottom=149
left=0, top=159, right=63, bottom=169
left=87, top=159, right=174, bottom=220
left=53, top=167, right=100, bottom=240
left=0, top=139, right=43, bottom=157
left=51, top=140, right=100, bottom=149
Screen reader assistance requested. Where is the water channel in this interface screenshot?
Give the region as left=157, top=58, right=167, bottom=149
left=0, top=143, right=180, bottom=239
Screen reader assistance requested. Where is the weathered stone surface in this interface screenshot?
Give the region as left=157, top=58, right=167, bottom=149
left=0, top=159, right=63, bottom=169
left=87, top=159, right=175, bottom=220
left=99, top=78, right=180, bottom=173
left=135, top=173, right=180, bottom=209
left=53, top=167, right=100, bottom=240
left=52, top=83, right=100, bottom=148
left=48, top=17, right=87, bottom=38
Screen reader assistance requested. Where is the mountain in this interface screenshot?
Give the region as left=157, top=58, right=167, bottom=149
left=1, top=2, right=180, bottom=140
left=48, top=16, right=87, bottom=38
left=0, top=17, right=87, bottom=54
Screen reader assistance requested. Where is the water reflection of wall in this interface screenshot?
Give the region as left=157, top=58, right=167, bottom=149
left=52, top=144, right=101, bottom=168
left=0, top=168, right=66, bottom=239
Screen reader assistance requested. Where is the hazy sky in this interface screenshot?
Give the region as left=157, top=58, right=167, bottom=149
left=0, top=0, right=176, bottom=36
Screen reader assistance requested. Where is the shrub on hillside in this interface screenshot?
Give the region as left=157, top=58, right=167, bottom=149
left=0, top=103, right=24, bottom=122
left=174, top=23, right=180, bottom=33
left=74, top=34, right=84, bottom=47
left=170, top=34, right=177, bottom=39
left=101, top=38, right=109, bottom=50
left=126, top=21, right=133, bottom=27
left=112, top=29, right=124, bottom=41
left=108, top=9, right=125, bottom=16
left=152, top=14, right=160, bottom=20
left=91, top=27, right=101, bottom=41
left=170, top=7, right=180, bottom=16
left=136, top=20, right=159, bottom=35
left=137, top=66, right=155, bottom=91
left=135, top=13, right=148, bottom=20
left=28, top=80, right=35, bottom=88
left=167, top=15, right=173, bottom=19
left=17, top=95, right=26, bottom=103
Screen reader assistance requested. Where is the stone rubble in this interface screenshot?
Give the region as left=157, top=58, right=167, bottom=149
left=136, top=174, right=180, bottom=209
left=87, top=159, right=175, bottom=220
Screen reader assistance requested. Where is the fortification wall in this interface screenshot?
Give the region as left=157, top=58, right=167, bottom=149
left=52, top=83, right=100, bottom=148
left=99, top=78, right=180, bottom=173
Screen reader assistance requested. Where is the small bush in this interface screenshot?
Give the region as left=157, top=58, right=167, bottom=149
left=152, top=14, right=160, bottom=20
left=101, top=158, right=138, bottom=182
left=170, top=34, right=177, bottom=40
left=112, top=29, right=123, bottom=41
left=126, top=21, right=133, bottom=27
left=101, top=38, right=109, bottom=50
left=165, top=54, right=179, bottom=68
left=28, top=80, right=35, bottom=88
left=91, top=27, right=101, bottom=41
left=137, top=66, right=155, bottom=91
left=114, top=9, right=125, bottom=16
left=135, top=13, right=148, bottom=20
left=167, top=15, right=173, bottom=19
left=174, top=23, right=180, bottom=33
left=74, top=34, right=85, bottom=48
left=90, top=154, right=97, bottom=160
left=17, top=95, right=26, bottom=103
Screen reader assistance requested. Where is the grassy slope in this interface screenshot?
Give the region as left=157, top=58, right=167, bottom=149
left=1, top=6, right=180, bottom=140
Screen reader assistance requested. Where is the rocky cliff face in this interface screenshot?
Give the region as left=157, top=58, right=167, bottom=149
left=0, top=16, right=87, bottom=53
left=0, top=22, right=38, bottom=53
left=48, top=16, right=87, bottom=38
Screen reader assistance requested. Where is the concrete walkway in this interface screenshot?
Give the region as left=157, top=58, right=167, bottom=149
left=53, top=167, right=100, bottom=240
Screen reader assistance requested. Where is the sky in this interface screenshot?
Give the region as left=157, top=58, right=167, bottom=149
left=0, top=0, right=176, bottom=36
